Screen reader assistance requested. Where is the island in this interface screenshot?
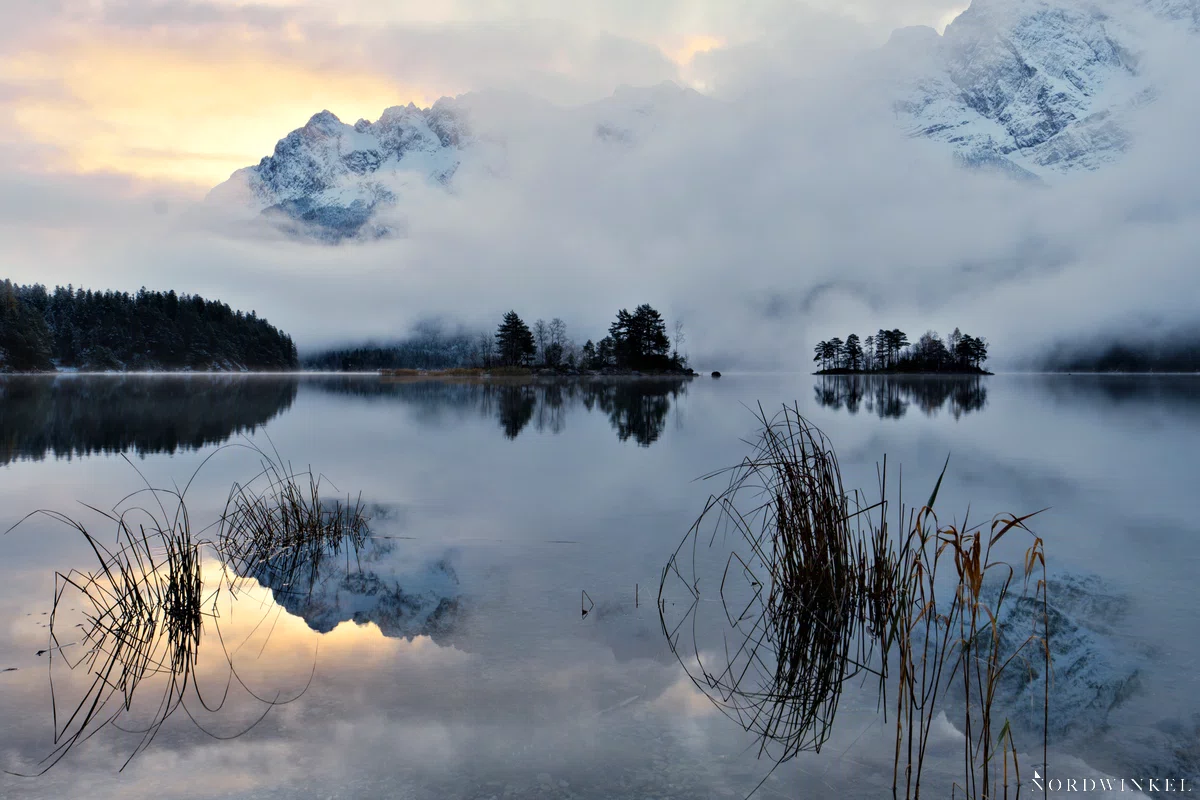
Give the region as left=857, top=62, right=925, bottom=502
left=812, top=328, right=991, bottom=375
left=314, top=305, right=696, bottom=378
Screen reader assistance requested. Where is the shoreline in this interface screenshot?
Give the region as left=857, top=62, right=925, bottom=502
left=4, top=369, right=1198, bottom=378
left=379, top=367, right=698, bottom=382
left=813, top=368, right=994, bottom=377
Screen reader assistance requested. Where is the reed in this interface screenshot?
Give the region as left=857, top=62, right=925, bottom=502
left=6, top=473, right=218, bottom=773
left=659, top=403, right=1049, bottom=799
left=5, top=443, right=367, bottom=773
left=216, top=444, right=370, bottom=599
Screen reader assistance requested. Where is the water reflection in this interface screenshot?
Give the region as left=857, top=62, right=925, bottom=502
left=0, top=376, right=298, bottom=465
left=813, top=374, right=988, bottom=418
left=1035, top=374, right=1200, bottom=414
left=6, top=373, right=1200, bottom=798
left=311, top=377, right=690, bottom=445
left=248, top=536, right=463, bottom=645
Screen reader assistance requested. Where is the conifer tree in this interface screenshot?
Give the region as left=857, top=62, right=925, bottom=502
left=844, top=334, right=863, bottom=370
left=495, top=311, right=536, bottom=367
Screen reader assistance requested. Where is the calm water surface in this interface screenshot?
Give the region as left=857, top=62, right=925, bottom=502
left=0, top=373, right=1197, bottom=799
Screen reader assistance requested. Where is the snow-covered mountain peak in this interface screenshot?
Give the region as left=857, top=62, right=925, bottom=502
left=302, top=109, right=343, bottom=135
left=207, top=100, right=467, bottom=240
left=207, top=83, right=710, bottom=241
left=205, top=0, right=1199, bottom=241
left=888, top=0, right=1196, bottom=179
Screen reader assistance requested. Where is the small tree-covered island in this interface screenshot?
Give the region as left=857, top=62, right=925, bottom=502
left=813, top=328, right=991, bottom=375
left=379, top=304, right=695, bottom=377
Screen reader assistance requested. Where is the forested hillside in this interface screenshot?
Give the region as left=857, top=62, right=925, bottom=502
left=0, top=281, right=298, bottom=372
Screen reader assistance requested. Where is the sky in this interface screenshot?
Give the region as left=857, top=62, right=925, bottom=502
left=1, top=0, right=1198, bottom=368
left=1, top=0, right=969, bottom=186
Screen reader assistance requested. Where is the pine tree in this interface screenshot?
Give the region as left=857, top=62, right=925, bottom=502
left=596, top=336, right=615, bottom=368
left=495, top=311, right=536, bottom=367
left=828, top=337, right=845, bottom=370
left=844, top=334, right=863, bottom=370
left=609, top=304, right=671, bottom=369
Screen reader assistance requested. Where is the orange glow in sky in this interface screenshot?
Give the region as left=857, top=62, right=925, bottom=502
left=660, top=34, right=726, bottom=67
left=3, top=37, right=433, bottom=188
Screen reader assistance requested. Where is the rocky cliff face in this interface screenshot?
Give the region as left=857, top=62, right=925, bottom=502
left=886, top=0, right=1198, bottom=179
left=207, top=101, right=468, bottom=241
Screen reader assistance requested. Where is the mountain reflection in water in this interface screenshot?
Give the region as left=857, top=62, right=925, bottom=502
left=311, top=377, right=690, bottom=445
left=813, top=374, right=988, bottom=419
left=245, top=532, right=463, bottom=645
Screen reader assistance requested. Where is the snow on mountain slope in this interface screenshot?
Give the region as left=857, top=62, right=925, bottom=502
left=207, top=82, right=705, bottom=241
left=207, top=100, right=468, bottom=241
left=206, top=0, right=1199, bottom=240
left=885, top=0, right=1198, bottom=179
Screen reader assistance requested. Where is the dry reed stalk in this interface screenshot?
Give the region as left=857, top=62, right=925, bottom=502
left=4, top=443, right=365, bottom=774
left=659, top=404, right=1049, bottom=800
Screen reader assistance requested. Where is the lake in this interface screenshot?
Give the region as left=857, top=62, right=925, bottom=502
left=0, top=373, right=1197, bottom=799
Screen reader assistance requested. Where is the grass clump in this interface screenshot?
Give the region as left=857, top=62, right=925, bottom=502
left=217, top=447, right=370, bottom=597
left=660, top=403, right=1048, bottom=799
left=4, top=443, right=369, bottom=774
left=6, top=470, right=220, bottom=773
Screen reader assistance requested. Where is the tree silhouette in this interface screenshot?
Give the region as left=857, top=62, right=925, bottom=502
left=816, top=327, right=987, bottom=373
left=495, top=311, right=536, bottom=367
left=889, top=330, right=909, bottom=366
left=844, top=334, right=863, bottom=370
left=813, top=341, right=828, bottom=371
left=608, top=304, right=672, bottom=370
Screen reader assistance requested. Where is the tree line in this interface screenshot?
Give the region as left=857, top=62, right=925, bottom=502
left=491, top=304, right=689, bottom=372
left=813, top=328, right=989, bottom=373
left=0, top=280, right=298, bottom=372
left=303, top=320, right=479, bottom=371
left=305, top=305, right=690, bottom=374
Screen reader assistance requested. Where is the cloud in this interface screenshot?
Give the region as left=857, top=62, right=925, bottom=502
left=1, top=0, right=1199, bottom=372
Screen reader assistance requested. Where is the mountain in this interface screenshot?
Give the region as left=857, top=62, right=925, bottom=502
left=206, top=83, right=706, bottom=241
left=206, top=101, right=468, bottom=241
left=884, top=0, right=1199, bottom=179
left=208, top=0, right=1200, bottom=239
